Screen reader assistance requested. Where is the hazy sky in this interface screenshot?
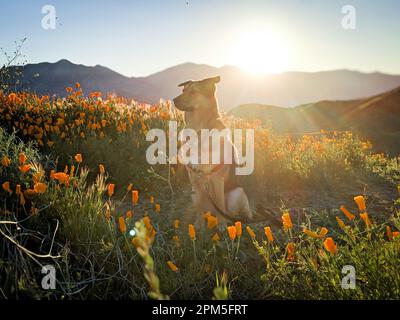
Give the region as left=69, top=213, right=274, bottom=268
left=1, top=0, right=399, bottom=76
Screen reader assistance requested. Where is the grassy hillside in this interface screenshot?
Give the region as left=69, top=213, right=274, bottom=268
left=230, top=87, right=400, bottom=154
left=1, top=88, right=400, bottom=299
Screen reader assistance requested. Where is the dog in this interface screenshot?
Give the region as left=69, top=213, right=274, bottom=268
left=173, top=76, right=254, bottom=227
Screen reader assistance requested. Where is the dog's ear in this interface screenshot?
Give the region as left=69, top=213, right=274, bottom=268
left=178, top=80, right=193, bottom=87
left=211, top=75, right=220, bottom=84
left=202, top=76, right=220, bottom=85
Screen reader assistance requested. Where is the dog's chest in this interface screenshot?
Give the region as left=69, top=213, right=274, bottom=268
left=179, top=129, right=236, bottom=168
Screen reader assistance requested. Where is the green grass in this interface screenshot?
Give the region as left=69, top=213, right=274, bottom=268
left=1, top=91, right=400, bottom=299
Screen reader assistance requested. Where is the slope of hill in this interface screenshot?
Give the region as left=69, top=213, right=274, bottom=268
left=6, top=59, right=156, bottom=102
left=5, top=60, right=400, bottom=110
left=229, top=87, right=400, bottom=154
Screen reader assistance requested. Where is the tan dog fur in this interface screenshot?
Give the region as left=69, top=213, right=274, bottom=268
left=173, top=76, right=253, bottom=227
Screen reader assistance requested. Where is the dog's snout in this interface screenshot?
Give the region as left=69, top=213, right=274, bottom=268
left=173, top=95, right=191, bottom=111
left=173, top=94, right=182, bottom=105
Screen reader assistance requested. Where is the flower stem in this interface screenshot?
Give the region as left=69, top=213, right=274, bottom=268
left=192, top=240, right=197, bottom=265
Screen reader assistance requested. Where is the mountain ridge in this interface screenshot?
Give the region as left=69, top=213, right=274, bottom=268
left=5, top=59, right=400, bottom=111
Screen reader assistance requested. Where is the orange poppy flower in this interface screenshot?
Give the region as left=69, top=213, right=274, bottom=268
left=246, top=226, right=256, bottom=239
left=264, top=226, right=274, bottom=243
left=354, top=195, right=366, bottom=212
left=340, top=205, right=355, bottom=221
left=74, top=153, right=82, bottom=163
left=286, top=242, right=296, bottom=261
left=235, top=221, right=242, bottom=237
left=19, top=152, right=27, bottom=164
left=303, top=228, right=319, bottom=238
left=118, top=216, right=127, bottom=233
left=149, top=196, right=154, bottom=203
left=319, top=227, right=328, bottom=238
left=126, top=210, right=133, bottom=219
left=132, top=190, right=139, bottom=205
left=2, top=181, right=12, bottom=194
left=1, top=156, right=11, bottom=167
left=174, top=219, right=180, bottom=229
left=323, top=237, right=337, bottom=255
left=107, top=183, right=115, bottom=197
left=282, top=212, right=293, bottom=232
left=207, top=215, right=218, bottom=229
left=188, top=224, right=196, bottom=240
left=19, top=164, right=31, bottom=173
left=155, top=203, right=161, bottom=213
left=53, top=172, right=69, bottom=184
left=227, top=226, right=237, bottom=241
left=99, top=164, right=105, bottom=174
left=336, top=216, right=346, bottom=229
left=167, top=261, right=179, bottom=272
left=33, top=182, right=47, bottom=194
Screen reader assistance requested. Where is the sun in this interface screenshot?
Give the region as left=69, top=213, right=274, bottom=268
left=230, top=29, right=290, bottom=74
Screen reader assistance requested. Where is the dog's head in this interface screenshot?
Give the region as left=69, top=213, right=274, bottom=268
left=173, top=76, right=220, bottom=112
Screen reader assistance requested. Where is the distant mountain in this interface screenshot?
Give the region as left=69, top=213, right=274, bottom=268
left=6, top=59, right=155, bottom=103
left=5, top=60, right=400, bottom=111
left=229, top=86, right=400, bottom=154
